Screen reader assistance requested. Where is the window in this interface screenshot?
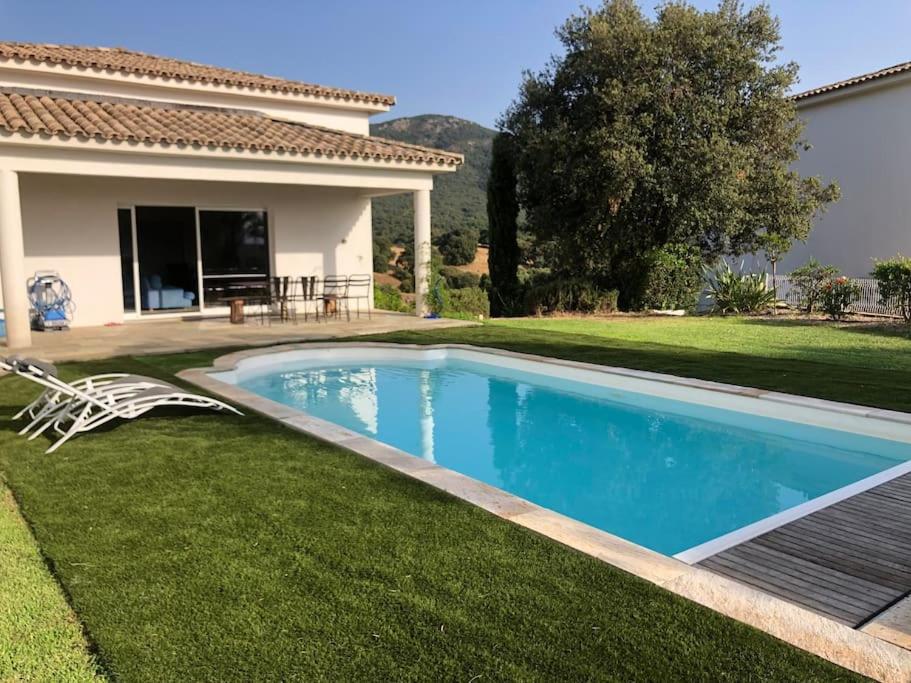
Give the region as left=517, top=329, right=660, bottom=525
left=199, top=210, right=270, bottom=307
left=117, top=206, right=270, bottom=314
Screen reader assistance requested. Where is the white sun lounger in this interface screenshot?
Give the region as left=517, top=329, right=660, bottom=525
left=2, top=356, right=163, bottom=434
left=5, top=358, right=242, bottom=453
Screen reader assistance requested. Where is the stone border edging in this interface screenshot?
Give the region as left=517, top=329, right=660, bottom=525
left=178, top=341, right=911, bottom=682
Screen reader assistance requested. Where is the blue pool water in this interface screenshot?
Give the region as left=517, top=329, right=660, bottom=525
left=239, top=357, right=909, bottom=555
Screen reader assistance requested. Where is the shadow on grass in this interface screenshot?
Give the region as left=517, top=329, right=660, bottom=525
left=0, top=404, right=238, bottom=453
left=739, top=315, right=911, bottom=338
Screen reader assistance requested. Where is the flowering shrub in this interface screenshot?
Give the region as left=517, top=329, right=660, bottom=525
left=820, top=276, right=860, bottom=320
left=790, top=258, right=839, bottom=313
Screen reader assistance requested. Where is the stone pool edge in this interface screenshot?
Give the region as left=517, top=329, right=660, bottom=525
left=178, top=341, right=911, bottom=683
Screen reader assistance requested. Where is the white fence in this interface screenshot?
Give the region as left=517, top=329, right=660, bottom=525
left=770, top=275, right=901, bottom=317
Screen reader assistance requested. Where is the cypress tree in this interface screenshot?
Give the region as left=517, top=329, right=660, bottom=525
left=487, top=132, right=520, bottom=316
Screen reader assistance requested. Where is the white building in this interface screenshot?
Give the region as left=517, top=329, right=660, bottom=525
left=781, top=61, right=911, bottom=276
left=0, top=42, right=461, bottom=348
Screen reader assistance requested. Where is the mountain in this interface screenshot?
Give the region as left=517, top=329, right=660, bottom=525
left=370, top=115, right=495, bottom=244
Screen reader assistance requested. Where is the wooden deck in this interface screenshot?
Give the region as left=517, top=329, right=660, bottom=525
left=699, top=472, right=911, bottom=627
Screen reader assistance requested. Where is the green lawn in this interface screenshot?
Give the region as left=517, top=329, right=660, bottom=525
left=0, top=481, right=101, bottom=681
left=3, top=317, right=901, bottom=680
left=492, top=316, right=911, bottom=372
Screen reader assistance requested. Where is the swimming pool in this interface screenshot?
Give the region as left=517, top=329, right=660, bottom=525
left=216, top=345, right=911, bottom=558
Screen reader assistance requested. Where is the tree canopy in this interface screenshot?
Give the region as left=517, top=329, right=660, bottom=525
left=437, top=227, right=480, bottom=266
left=501, top=0, right=839, bottom=297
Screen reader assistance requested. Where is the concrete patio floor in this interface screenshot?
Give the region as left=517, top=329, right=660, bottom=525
left=2, top=311, right=475, bottom=362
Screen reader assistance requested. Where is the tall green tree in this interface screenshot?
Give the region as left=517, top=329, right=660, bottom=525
left=487, top=132, right=521, bottom=316
left=502, top=0, right=838, bottom=303
left=437, top=227, right=479, bottom=266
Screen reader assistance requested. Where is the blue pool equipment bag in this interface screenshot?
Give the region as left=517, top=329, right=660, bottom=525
left=27, top=270, right=74, bottom=331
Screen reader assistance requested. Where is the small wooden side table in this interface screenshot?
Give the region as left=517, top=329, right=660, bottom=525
left=323, top=296, right=338, bottom=318
left=221, top=297, right=247, bottom=324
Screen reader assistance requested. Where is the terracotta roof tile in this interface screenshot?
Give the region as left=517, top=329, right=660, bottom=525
left=0, top=42, right=396, bottom=106
left=0, top=88, right=463, bottom=167
left=793, top=60, right=911, bottom=102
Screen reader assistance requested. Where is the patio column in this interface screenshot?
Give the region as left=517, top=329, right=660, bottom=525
left=413, top=189, right=431, bottom=317
left=0, top=170, right=31, bottom=348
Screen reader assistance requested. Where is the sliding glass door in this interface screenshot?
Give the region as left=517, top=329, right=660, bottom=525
left=135, top=206, right=199, bottom=313
left=117, top=208, right=137, bottom=313
left=117, top=206, right=270, bottom=316
left=199, top=210, right=270, bottom=307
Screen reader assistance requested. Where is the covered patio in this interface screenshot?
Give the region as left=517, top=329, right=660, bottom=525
left=0, top=88, right=462, bottom=351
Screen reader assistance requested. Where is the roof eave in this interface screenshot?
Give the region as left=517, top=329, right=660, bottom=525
left=0, top=129, right=462, bottom=172
left=0, top=55, right=396, bottom=113
left=792, top=63, right=911, bottom=109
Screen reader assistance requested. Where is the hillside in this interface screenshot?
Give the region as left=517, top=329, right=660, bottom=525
left=370, top=115, right=495, bottom=244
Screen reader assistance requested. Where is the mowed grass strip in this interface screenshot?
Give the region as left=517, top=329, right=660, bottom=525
left=0, top=347, right=867, bottom=681
left=362, top=319, right=911, bottom=413
left=0, top=480, right=102, bottom=681
left=490, top=316, right=911, bottom=372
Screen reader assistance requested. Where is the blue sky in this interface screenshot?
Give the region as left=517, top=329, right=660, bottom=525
left=3, top=0, right=910, bottom=128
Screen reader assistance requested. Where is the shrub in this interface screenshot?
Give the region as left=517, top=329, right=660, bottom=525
left=394, top=243, right=443, bottom=295
left=437, top=228, right=479, bottom=266
left=518, top=266, right=550, bottom=285
left=704, top=262, right=777, bottom=314
left=444, top=287, right=490, bottom=319
left=372, top=236, right=393, bottom=273
left=872, top=255, right=911, bottom=321
left=373, top=284, right=412, bottom=313
left=394, top=268, right=414, bottom=293
left=523, top=277, right=619, bottom=315
left=820, top=276, right=860, bottom=320
left=630, top=243, right=704, bottom=311
left=440, top=266, right=481, bottom=290
left=789, top=258, right=839, bottom=313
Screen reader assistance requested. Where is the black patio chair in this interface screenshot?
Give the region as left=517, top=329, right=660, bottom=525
left=293, top=275, right=322, bottom=322
left=321, top=275, right=348, bottom=322
left=342, top=274, right=372, bottom=320
left=257, top=276, right=296, bottom=325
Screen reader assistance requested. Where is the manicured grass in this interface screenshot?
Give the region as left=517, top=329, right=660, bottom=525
left=0, top=338, right=867, bottom=681
left=0, top=481, right=101, bottom=681
left=367, top=317, right=911, bottom=413
left=491, top=316, right=911, bottom=373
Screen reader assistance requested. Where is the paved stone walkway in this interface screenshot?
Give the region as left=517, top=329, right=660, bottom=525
left=2, top=312, right=474, bottom=362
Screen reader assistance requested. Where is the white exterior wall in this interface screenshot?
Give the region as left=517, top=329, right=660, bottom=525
left=0, top=173, right=375, bottom=327
left=783, top=80, right=911, bottom=276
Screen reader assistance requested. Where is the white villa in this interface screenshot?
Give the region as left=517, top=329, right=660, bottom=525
left=0, top=42, right=462, bottom=348
left=782, top=60, right=911, bottom=276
